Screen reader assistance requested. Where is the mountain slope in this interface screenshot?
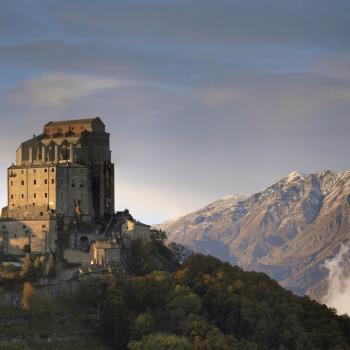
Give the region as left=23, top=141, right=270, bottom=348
left=158, top=170, right=350, bottom=298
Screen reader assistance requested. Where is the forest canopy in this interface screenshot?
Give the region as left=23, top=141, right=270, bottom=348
left=74, top=248, right=350, bottom=350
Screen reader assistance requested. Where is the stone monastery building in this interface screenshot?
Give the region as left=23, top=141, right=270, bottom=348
left=0, top=117, right=116, bottom=255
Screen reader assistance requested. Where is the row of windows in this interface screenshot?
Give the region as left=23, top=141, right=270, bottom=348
left=11, top=180, right=85, bottom=186
left=11, top=193, right=48, bottom=199
left=16, top=168, right=55, bottom=175
left=11, top=191, right=84, bottom=199
left=11, top=179, right=55, bottom=186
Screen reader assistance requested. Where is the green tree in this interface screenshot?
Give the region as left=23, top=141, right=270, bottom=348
left=0, top=340, right=29, bottom=350
left=166, top=285, right=202, bottom=330
left=128, top=333, right=192, bottom=350
left=103, top=287, right=130, bottom=349
left=132, top=313, right=155, bottom=340
left=204, top=326, right=239, bottom=350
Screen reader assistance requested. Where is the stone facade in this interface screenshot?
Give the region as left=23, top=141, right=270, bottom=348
left=0, top=217, right=56, bottom=255
left=13, top=117, right=114, bottom=221
left=7, top=164, right=93, bottom=227
left=122, top=220, right=152, bottom=243
left=89, top=240, right=121, bottom=267
left=0, top=117, right=115, bottom=256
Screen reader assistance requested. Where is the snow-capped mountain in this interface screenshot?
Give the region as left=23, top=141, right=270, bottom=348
left=158, top=170, right=350, bottom=299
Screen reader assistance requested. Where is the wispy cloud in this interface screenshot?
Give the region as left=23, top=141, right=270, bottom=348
left=6, top=73, right=126, bottom=108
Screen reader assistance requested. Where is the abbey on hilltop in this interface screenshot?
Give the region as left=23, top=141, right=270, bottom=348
left=0, top=118, right=157, bottom=263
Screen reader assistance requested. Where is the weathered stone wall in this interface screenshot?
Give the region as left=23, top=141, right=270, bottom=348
left=0, top=218, right=56, bottom=255
left=7, top=164, right=92, bottom=224
left=56, top=165, right=92, bottom=223
left=122, top=220, right=152, bottom=242
left=63, top=249, right=90, bottom=264
left=10, top=117, right=115, bottom=223
left=8, top=166, right=57, bottom=210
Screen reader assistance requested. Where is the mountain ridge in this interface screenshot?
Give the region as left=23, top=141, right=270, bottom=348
left=157, top=170, right=350, bottom=300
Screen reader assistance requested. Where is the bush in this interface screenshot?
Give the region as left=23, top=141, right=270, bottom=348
left=128, top=333, right=192, bottom=350
left=0, top=340, right=29, bottom=350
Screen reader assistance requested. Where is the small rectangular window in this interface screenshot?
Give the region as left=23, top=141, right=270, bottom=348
left=10, top=195, right=13, bottom=199
left=11, top=181, right=13, bottom=186
left=45, top=193, right=48, bottom=198
left=33, top=169, right=36, bottom=173
left=34, top=193, right=36, bottom=198
left=33, top=180, right=36, bottom=185
left=21, top=181, right=24, bottom=185
left=21, top=194, right=24, bottom=199
left=42, top=225, right=46, bottom=229
left=44, top=169, right=48, bottom=173
left=45, top=179, right=47, bottom=184
left=51, top=179, right=54, bottom=184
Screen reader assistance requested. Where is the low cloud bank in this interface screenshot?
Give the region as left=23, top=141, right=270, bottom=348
left=323, top=244, right=350, bottom=315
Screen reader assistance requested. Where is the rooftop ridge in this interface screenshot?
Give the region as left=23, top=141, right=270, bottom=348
left=44, top=117, right=102, bottom=127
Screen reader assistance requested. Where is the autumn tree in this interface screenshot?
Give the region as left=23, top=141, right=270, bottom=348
left=45, top=253, right=56, bottom=281
left=34, top=255, right=43, bottom=279
left=20, top=254, right=35, bottom=281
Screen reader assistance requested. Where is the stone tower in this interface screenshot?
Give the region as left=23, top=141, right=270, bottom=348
left=9, top=117, right=114, bottom=223
left=0, top=117, right=115, bottom=255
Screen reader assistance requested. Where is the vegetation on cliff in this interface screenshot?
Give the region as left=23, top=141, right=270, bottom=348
left=74, top=249, right=350, bottom=350
left=1, top=240, right=350, bottom=349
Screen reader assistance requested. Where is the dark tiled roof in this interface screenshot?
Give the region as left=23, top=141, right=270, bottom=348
left=44, top=117, right=102, bottom=127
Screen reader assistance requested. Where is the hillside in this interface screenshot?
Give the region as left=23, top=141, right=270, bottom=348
left=158, top=170, right=350, bottom=299
left=55, top=254, right=350, bottom=349
left=2, top=241, right=350, bottom=349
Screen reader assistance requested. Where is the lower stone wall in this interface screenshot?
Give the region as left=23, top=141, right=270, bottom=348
left=64, top=249, right=90, bottom=264
left=0, top=219, right=57, bottom=255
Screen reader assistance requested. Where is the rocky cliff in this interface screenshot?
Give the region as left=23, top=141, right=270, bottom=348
left=158, top=171, right=350, bottom=299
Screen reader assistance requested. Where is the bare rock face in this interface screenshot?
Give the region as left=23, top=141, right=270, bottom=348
left=158, top=170, right=350, bottom=299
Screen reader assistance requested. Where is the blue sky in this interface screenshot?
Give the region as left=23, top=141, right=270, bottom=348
left=0, top=0, right=350, bottom=224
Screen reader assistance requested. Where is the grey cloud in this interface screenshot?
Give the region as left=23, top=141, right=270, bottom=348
left=49, top=0, right=350, bottom=47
